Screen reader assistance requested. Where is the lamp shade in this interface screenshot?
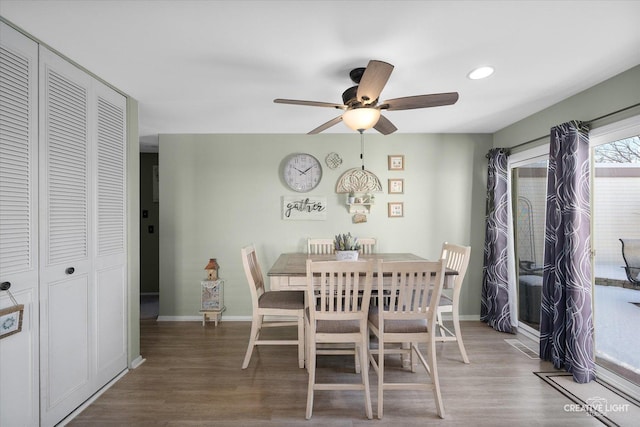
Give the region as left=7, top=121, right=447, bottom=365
left=342, top=108, right=381, bottom=132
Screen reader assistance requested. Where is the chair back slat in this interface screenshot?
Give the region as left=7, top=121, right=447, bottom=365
left=241, top=245, right=266, bottom=305
left=308, top=238, right=335, bottom=254
left=357, top=237, right=376, bottom=254
left=377, top=260, right=446, bottom=323
left=441, top=242, right=471, bottom=291
left=307, top=259, right=373, bottom=320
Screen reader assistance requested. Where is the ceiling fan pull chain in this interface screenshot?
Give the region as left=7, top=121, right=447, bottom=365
left=360, top=130, right=365, bottom=170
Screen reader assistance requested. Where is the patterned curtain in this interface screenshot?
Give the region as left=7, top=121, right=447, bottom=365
left=540, top=120, right=595, bottom=384
left=481, top=148, right=514, bottom=333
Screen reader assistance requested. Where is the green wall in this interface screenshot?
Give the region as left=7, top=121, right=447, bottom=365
left=126, top=97, right=141, bottom=366
left=494, top=65, right=640, bottom=148
left=158, top=133, right=493, bottom=319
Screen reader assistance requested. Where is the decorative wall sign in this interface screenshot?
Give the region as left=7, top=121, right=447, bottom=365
left=282, top=196, right=327, bottom=220
left=388, top=202, right=404, bottom=217
left=388, top=178, right=404, bottom=194
left=0, top=304, right=24, bottom=339
left=388, top=155, right=405, bottom=170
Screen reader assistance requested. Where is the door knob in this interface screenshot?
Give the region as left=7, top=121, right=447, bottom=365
left=65, top=267, right=75, bottom=275
left=0, top=281, right=11, bottom=291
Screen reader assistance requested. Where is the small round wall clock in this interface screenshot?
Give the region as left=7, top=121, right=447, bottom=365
left=282, top=153, right=322, bottom=192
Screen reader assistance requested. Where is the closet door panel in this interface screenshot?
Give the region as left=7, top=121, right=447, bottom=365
left=39, top=46, right=93, bottom=427
left=93, top=82, right=127, bottom=384
left=0, top=22, right=39, bottom=427
left=95, top=265, right=126, bottom=380
left=46, top=275, right=90, bottom=406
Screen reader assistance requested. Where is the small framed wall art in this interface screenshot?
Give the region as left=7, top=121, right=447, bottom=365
left=388, top=178, right=404, bottom=194
left=0, top=304, right=24, bottom=339
left=388, top=202, right=404, bottom=218
left=388, top=155, right=404, bottom=171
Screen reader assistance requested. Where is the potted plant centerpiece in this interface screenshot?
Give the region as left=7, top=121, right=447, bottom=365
left=334, top=233, right=361, bottom=261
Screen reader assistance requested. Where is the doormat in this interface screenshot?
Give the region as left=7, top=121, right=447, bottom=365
left=535, top=371, right=640, bottom=426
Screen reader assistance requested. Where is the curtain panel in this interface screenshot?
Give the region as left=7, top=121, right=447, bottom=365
left=539, top=120, right=595, bottom=384
left=481, top=148, right=514, bottom=333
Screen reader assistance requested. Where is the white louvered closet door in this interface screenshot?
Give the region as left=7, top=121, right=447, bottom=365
left=92, top=80, right=127, bottom=388
left=39, top=46, right=94, bottom=426
left=39, top=46, right=128, bottom=426
left=0, top=22, right=40, bottom=427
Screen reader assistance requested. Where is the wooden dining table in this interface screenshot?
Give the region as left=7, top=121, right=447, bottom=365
left=267, top=252, right=457, bottom=291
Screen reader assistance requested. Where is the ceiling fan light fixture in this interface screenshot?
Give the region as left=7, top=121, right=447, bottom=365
left=468, top=66, right=495, bottom=80
left=342, top=108, right=381, bottom=132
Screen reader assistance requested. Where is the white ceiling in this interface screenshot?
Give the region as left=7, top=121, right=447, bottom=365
left=2, top=0, right=640, bottom=152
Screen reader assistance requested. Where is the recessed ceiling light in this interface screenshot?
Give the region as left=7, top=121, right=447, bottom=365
left=468, top=66, right=495, bottom=80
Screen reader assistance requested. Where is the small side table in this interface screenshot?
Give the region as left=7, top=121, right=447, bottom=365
left=200, top=279, right=225, bottom=327
left=200, top=307, right=226, bottom=326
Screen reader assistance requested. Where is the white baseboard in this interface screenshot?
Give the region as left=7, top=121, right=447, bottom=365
left=155, top=314, right=482, bottom=322
left=130, top=355, right=146, bottom=369
left=156, top=315, right=252, bottom=322
left=439, top=314, right=481, bottom=321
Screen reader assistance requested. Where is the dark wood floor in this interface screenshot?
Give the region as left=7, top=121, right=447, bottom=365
left=68, top=320, right=602, bottom=426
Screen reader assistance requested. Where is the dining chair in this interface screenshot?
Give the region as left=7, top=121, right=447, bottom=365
left=368, top=259, right=447, bottom=419
left=305, top=259, right=374, bottom=419
left=241, top=244, right=305, bottom=369
left=357, top=237, right=376, bottom=254
left=435, top=242, right=472, bottom=363
left=307, top=238, right=335, bottom=255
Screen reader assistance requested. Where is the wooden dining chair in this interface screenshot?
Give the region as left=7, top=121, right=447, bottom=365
left=241, top=244, right=305, bottom=369
left=307, top=238, right=335, bottom=255
left=305, top=259, right=374, bottom=419
left=368, top=259, right=447, bottom=419
left=435, top=242, right=471, bottom=363
left=357, top=237, right=376, bottom=254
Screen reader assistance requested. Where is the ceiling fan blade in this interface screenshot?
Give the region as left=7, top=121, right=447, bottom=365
left=308, top=116, right=343, bottom=134
left=356, top=60, right=394, bottom=105
left=274, top=98, right=345, bottom=109
left=374, top=114, right=398, bottom=135
left=380, top=92, right=459, bottom=111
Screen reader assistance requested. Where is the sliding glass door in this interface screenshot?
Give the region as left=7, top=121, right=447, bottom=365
left=510, top=150, right=548, bottom=334
left=591, top=124, right=640, bottom=386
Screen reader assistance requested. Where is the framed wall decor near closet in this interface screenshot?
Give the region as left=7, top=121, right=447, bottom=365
left=0, top=21, right=129, bottom=427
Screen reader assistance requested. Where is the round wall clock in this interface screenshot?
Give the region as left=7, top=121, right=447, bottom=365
left=282, top=153, right=322, bottom=192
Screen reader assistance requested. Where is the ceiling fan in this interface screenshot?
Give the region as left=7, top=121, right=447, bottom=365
left=274, top=60, right=459, bottom=135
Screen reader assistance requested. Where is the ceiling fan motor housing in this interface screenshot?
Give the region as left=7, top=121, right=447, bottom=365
left=342, top=86, right=360, bottom=107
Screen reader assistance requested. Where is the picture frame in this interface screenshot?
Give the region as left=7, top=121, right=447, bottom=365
left=388, top=202, right=404, bottom=217
left=388, top=155, right=404, bottom=170
left=388, top=178, right=404, bottom=194
left=0, top=304, right=24, bottom=339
